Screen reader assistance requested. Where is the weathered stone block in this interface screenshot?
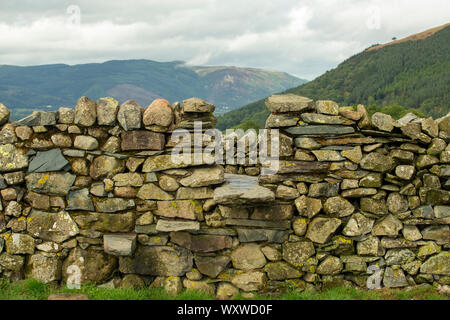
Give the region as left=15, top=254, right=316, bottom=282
left=104, top=234, right=136, bottom=256
left=121, top=131, right=165, bottom=151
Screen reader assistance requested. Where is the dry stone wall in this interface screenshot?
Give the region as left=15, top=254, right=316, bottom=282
left=0, top=94, right=449, bottom=298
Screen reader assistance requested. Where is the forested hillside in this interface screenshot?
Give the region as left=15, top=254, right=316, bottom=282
left=217, top=24, right=450, bottom=130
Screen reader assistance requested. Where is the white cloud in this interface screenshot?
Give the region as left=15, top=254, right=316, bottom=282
left=0, top=0, right=449, bottom=79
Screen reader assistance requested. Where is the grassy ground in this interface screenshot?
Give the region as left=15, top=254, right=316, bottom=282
left=0, top=279, right=448, bottom=300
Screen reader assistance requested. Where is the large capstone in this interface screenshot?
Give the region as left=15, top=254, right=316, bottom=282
left=117, top=100, right=143, bottom=131
left=0, top=144, right=28, bottom=173
left=282, top=241, right=315, bottom=267
left=179, top=165, right=224, bottom=187
left=28, top=149, right=69, bottom=173
left=89, top=155, right=125, bottom=180
left=265, top=94, right=314, bottom=113
left=143, top=99, right=174, bottom=128
left=96, top=97, right=119, bottom=126
left=306, top=217, right=342, bottom=244
left=0, top=103, right=10, bottom=125
left=420, top=252, right=450, bottom=275
left=66, top=188, right=95, bottom=211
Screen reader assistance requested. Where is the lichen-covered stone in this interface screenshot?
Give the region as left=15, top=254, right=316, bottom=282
left=308, top=182, right=339, bottom=198
left=372, top=214, right=403, bottom=236
left=97, top=97, right=119, bottom=126
left=316, top=100, right=339, bottom=115
left=265, top=94, right=314, bottom=113
left=74, top=96, right=97, bottom=127
left=89, top=155, right=125, bottom=180
left=182, top=97, right=215, bottom=113
left=94, top=198, right=135, bottom=213
left=16, top=111, right=56, bottom=126
left=383, top=267, right=408, bottom=288
left=66, top=188, right=95, bottom=211
left=372, top=112, right=394, bottom=132
left=156, top=220, right=200, bottom=232
left=317, top=256, right=343, bottom=275
left=27, top=210, right=79, bottom=242
left=306, top=217, right=342, bottom=244
left=5, top=233, right=35, bottom=255
left=343, top=213, right=374, bottom=236
left=0, top=252, right=25, bottom=271
left=0, top=144, right=28, bottom=173
left=117, top=100, right=143, bottom=131
left=323, top=196, right=354, bottom=217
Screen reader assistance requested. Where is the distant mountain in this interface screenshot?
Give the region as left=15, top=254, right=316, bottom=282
left=0, top=59, right=307, bottom=120
left=217, top=23, right=450, bottom=130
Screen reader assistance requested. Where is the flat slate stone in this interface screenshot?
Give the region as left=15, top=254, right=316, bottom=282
left=28, top=149, right=69, bottom=173
left=213, top=174, right=275, bottom=205
left=182, top=97, right=215, bottom=113
left=26, top=172, right=76, bottom=196
left=284, top=125, right=355, bottom=136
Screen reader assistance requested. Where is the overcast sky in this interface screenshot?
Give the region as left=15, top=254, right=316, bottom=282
left=0, top=0, right=449, bottom=79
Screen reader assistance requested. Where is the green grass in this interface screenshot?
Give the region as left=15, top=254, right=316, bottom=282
left=0, top=279, right=448, bottom=300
